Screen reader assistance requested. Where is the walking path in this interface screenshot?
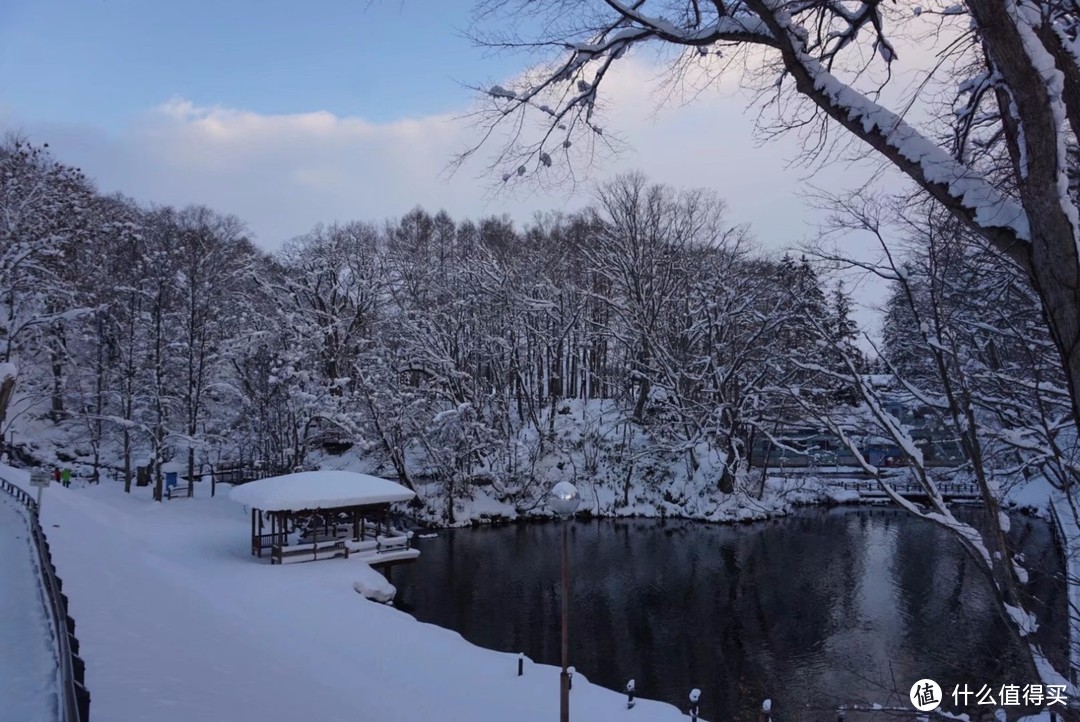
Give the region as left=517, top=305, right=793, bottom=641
left=0, top=493, right=60, bottom=722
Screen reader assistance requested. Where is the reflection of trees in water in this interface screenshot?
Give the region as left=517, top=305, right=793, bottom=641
left=392, top=510, right=1065, bottom=722
left=892, top=512, right=1012, bottom=715
left=1007, top=515, right=1069, bottom=675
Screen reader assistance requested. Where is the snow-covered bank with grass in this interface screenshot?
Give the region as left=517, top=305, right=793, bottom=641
left=0, top=465, right=692, bottom=722
left=0, top=492, right=60, bottom=722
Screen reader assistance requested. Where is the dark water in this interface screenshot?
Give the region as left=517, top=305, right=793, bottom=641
left=393, top=508, right=1066, bottom=721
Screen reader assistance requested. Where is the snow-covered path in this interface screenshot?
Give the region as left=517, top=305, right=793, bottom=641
left=0, top=493, right=60, bottom=722
left=0, top=467, right=691, bottom=722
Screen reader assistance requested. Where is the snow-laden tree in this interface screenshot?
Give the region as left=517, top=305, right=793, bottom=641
left=170, top=206, right=257, bottom=491
left=62, top=193, right=145, bottom=483
left=139, top=207, right=186, bottom=497
left=877, top=204, right=1079, bottom=495
left=466, top=0, right=1080, bottom=444
left=797, top=198, right=1079, bottom=690
left=278, top=222, right=384, bottom=395
left=97, top=198, right=153, bottom=490
left=584, top=173, right=710, bottom=423
left=0, top=136, right=95, bottom=434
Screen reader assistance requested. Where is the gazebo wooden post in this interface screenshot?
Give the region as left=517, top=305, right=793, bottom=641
left=251, top=508, right=256, bottom=556
left=360, top=516, right=365, bottom=541
left=258, top=511, right=264, bottom=558
left=352, top=509, right=360, bottom=542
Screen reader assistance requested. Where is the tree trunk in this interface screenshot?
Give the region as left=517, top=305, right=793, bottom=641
left=964, top=0, right=1080, bottom=437
left=50, top=325, right=66, bottom=421
left=0, top=373, right=15, bottom=443
left=187, top=446, right=196, bottom=498
left=123, top=429, right=132, bottom=494
left=633, top=340, right=650, bottom=423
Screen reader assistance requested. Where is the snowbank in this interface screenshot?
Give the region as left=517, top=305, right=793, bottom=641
left=353, top=564, right=397, bottom=603
left=824, top=488, right=862, bottom=504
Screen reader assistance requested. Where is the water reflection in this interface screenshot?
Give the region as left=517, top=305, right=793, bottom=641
left=393, top=508, right=1065, bottom=721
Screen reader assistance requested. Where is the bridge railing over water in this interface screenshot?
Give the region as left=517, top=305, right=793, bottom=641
left=0, top=477, right=90, bottom=722
left=835, top=478, right=981, bottom=497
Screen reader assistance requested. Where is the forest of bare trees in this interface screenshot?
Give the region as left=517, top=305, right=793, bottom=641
left=1, top=139, right=864, bottom=515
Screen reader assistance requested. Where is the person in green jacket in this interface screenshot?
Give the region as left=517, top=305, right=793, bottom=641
left=61, top=468, right=71, bottom=488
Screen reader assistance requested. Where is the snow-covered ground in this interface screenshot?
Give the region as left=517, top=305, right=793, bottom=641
left=0, top=465, right=690, bottom=722
left=1005, top=476, right=1080, bottom=699
left=0, top=493, right=60, bottom=722
left=1049, top=488, right=1080, bottom=688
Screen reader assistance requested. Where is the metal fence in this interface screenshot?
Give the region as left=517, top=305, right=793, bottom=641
left=0, top=476, right=90, bottom=722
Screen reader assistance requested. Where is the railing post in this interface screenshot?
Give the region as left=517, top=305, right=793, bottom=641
left=75, top=683, right=90, bottom=722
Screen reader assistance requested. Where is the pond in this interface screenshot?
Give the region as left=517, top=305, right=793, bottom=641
left=392, top=507, right=1067, bottom=721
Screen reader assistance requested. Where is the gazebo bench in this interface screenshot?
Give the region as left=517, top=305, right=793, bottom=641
left=299, top=527, right=351, bottom=543
left=376, top=533, right=412, bottom=552
left=270, top=539, right=350, bottom=564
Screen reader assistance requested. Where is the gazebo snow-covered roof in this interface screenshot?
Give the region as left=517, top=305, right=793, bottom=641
left=229, top=470, right=415, bottom=512
left=231, top=470, right=418, bottom=564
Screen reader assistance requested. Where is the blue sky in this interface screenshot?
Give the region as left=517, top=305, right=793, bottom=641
left=1, top=0, right=498, bottom=128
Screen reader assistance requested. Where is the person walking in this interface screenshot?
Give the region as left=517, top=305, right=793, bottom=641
left=61, top=468, right=71, bottom=488
left=53, top=467, right=61, bottom=485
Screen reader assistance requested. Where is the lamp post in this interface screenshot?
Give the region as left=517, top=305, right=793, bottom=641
left=549, top=481, right=580, bottom=722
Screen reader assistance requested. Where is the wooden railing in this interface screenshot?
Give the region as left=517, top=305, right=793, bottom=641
left=0, top=475, right=90, bottom=722
left=835, top=479, right=981, bottom=497
left=211, top=462, right=301, bottom=486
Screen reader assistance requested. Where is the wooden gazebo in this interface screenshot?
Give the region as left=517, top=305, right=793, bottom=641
left=229, top=470, right=417, bottom=564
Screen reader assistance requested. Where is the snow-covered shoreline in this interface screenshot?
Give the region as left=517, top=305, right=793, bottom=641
left=0, top=464, right=697, bottom=722
left=387, top=473, right=884, bottom=529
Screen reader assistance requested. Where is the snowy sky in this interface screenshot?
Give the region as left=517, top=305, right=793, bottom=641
left=0, top=0, right=909, bottom=337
